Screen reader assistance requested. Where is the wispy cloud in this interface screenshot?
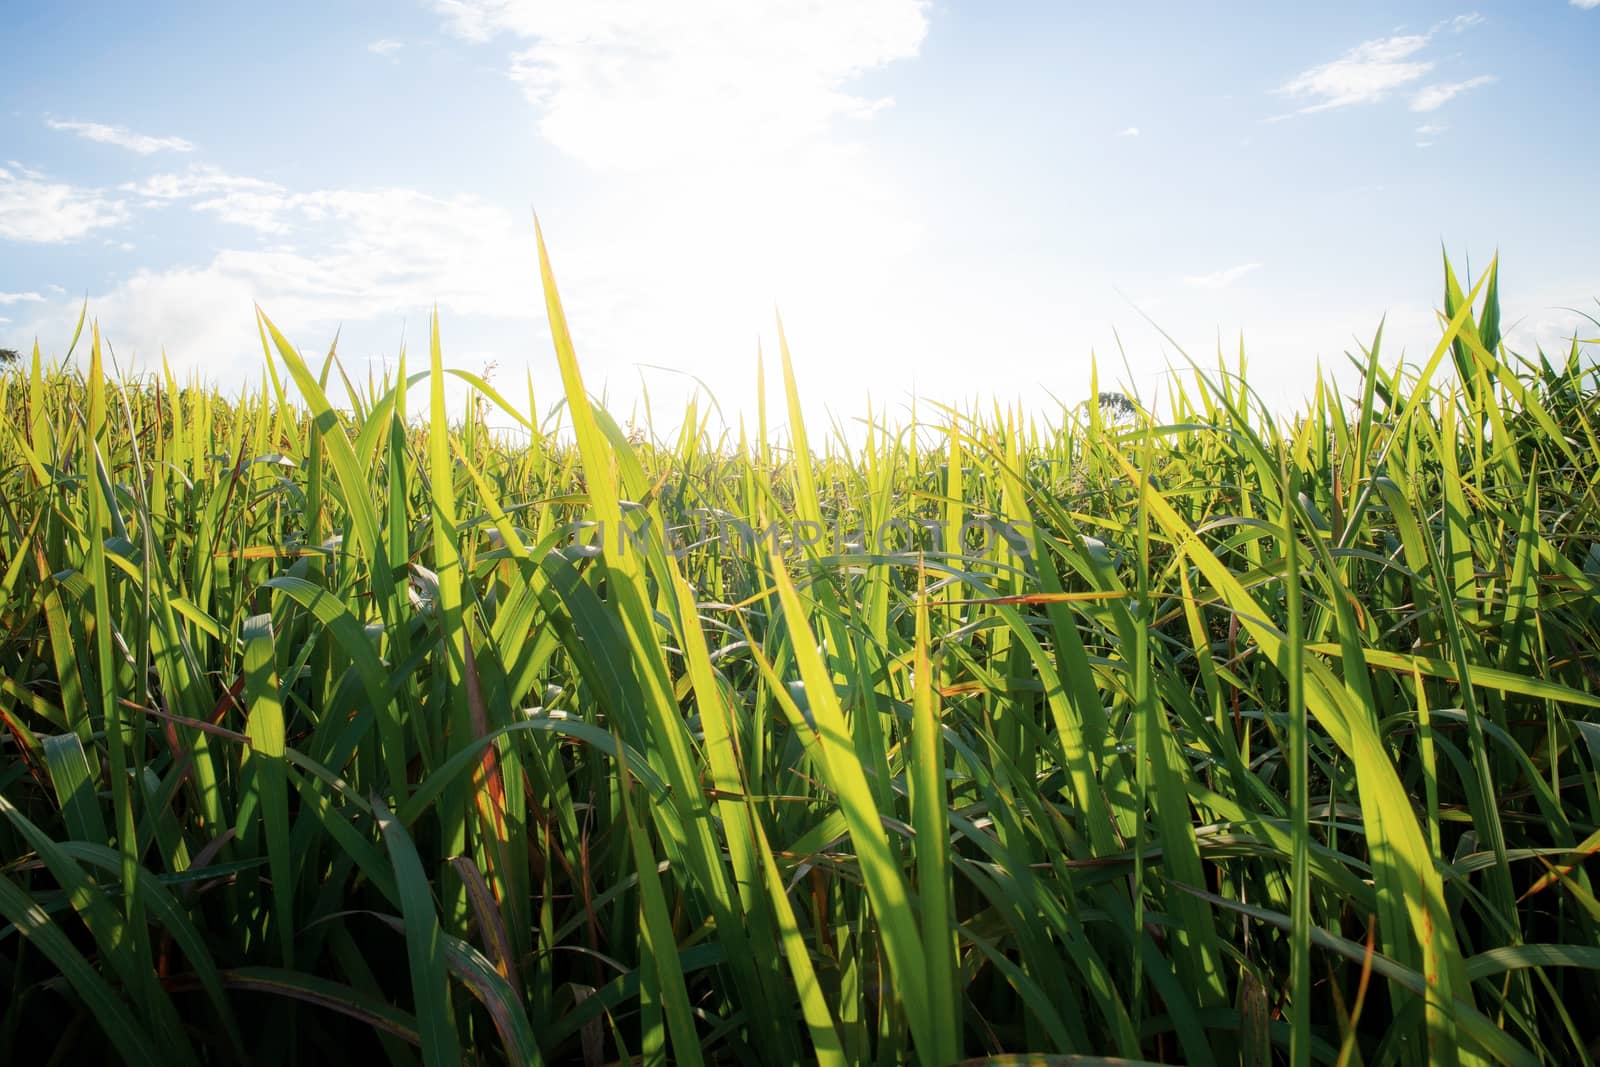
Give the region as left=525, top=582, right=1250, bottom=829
left=123, top=166, right=291, bottom=232
left=46, top=118, right=195, bottom=155
left=124, top=165, right=281, bottom=202
left=1183, top=262, right=1263, bottom=288
left=1277, top=34, right=1434, bottom=113
left=1275, top=15, right=1490, bottom=116
left=1117, top=126, right=1140, bottom=137
left=1416, top=122, right=1448, bottom=135
left=0, top=164, right=129, bottom=242
left=367, top=38, right=403, bottom=56
left=0, top=291, right=45, bottom=305
left=430, top=0, right=929, bottom=171
left=104, top=163, right=538, bottom=314
left=1571, top=0, right=1599, bottom=10
left=1410, top=74, right=1495, bottom=111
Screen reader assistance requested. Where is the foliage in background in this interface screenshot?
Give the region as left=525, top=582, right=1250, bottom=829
left=0, top=246, right=1598, bottom=1066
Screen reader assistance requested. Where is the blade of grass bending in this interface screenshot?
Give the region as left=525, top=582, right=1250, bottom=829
left=193, top=967, right=423, bottom=1046
left=449, top=855, right=520, bottom=993
left=374, top=907, right=542, bottom=1066
left=374, top=797, right=461, bottom=1067
left=1463, top=944, right=1600, bottom=982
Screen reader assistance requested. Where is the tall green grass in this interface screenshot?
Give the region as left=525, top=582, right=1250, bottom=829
left=1, top=246, right=1598, bottom=1065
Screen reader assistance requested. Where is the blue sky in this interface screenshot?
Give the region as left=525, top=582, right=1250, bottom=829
left=3, top=1, right=1597, bottom=430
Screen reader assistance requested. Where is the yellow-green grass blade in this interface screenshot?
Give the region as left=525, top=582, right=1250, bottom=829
left=1306, top=645, right=1600, bottom=710
left=258, top=311, right=402, bottom=634
left=535, top=220, right=786, bottom=1051
left=84, top=325, right=138, bottom=909
left=765, top=547, right=935, bottom=1059
left=427, top=311, right=473, bottom=938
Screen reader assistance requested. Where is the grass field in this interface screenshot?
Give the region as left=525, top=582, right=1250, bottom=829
left=1, top=240, right=1598, bottom=1065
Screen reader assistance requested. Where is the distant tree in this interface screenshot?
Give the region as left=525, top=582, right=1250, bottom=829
left=1096, top=391, right=1136, bottom=421
left=0, top=347, right=20, bottom=368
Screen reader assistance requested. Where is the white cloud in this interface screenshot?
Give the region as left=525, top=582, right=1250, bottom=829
left=368, top=38, right=403, bottom=56
left=46, top=118, right=195, bottom=155
left=0, top=165, right=129, bottom=242
left=1118, top=126, right=1140, bottom=137
left=1276, top=16, right=1489, bottom=115
left=122, top=166, right=298, bottom=232
left=0, top=291, right=45, bottom=305
left=1571, top=0, right=1600, bottom=9
left=431, top=0, right=929, bottom=171
left=18, top=168, right=544, bottom=377
left=1277, top=34, right=1434, bottom=112
left=124, top=164, right=283, bottom=202
left=430, top=0, right=515, bottom=41
left=195, top=192, right=296, bottom=234
left=1410, top=74, right=1496, bottom=112
left=1183, top=262, right=1263, bottom=288
left=128, top=169, right=541, bottom=299
left=1416, top=122, right=1448, bottom=135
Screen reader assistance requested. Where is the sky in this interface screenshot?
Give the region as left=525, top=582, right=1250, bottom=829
left=3, top=1, right=1597, bottom=436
